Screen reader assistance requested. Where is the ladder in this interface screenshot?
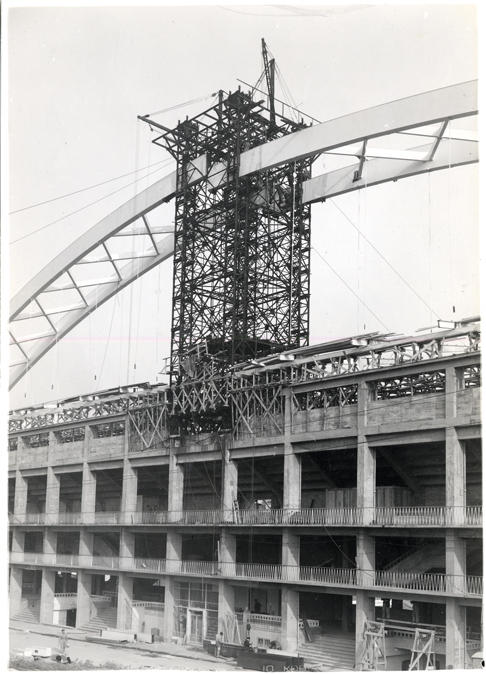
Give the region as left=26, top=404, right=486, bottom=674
left=409, top=628, right=436, bottom=670
left=356, top=620, right=387, bottom=670
left=225, top=612, right=241, bottom=644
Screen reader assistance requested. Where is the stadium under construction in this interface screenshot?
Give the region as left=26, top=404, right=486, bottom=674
left=8, top=43, right=481, bottom=670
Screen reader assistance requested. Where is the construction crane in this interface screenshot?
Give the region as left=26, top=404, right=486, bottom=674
left=261, top=38, right=276, bottom=124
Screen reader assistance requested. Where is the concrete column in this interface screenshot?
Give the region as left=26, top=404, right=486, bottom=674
left=445, top=597, right=466, bottom=669
left=44, top=529, right=57, bottom=565
left=446, top=530, right=466, bottom=594
left=219, top=529, right=236, bottom=576
left=11, top=529, right=25, bottom=563
left=355, top=592, right=375, bottom=661
left=166, top=532, right=182, bottom=574
left=45, top=467, right=60, bottom=523
left=14, top=470, right=28, bottom=519
left=121, top=460, right=138, bottom=525
left=9, top=566, right=24, bottom=618
left=283, top=391, right=301, bottom=511
left=222, top=440, right=238, bottom=521
left=357, top=382, right=374, bottom=524
left=119, top=530, right=136, bottom=571
left=116, top=573, right=134, bottom=631
left=282, top=531, right=300, bottom=582
left=281, top=587, right=299, bottom=652
left=168, top=450, right=184, bottom=521
left=40, top=568, right=56, bottom=624
left=163, top=577, right=176, bottom=642
left=76, top=570, right=92, bottom=628
left=446, top=427, right=466, bottom=525
left=356, top=531, right=374, bottom=588
left=79, top=530, right=94, bottom=567
left=218, top=580, right=235, bottom=634
left=81, top=463, right=96, bottom=524
left=341, top=540, right=353, bottom=633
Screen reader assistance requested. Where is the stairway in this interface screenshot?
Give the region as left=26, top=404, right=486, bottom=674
left=82, top=606, right=117, bottom=633
left=13, top=600, right=41, bottom=624
left=299, top=634, right=356, bottom=671
left=384, top=543, right=444, bottom=574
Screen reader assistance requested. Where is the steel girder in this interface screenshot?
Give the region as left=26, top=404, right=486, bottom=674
left=9, top=81, right=478, bottom=389
left=9, top=157, right=207, bottom=390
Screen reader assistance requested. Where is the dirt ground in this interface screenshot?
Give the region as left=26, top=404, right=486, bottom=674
left=9, top=627, right=240, bottom=671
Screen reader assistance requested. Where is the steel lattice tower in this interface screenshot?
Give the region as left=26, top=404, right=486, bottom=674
left=146, top=89, right=313, bottom=384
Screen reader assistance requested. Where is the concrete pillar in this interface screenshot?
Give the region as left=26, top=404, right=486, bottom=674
left=356, top=531, right=374, bottom=588
left=166, top=532, right=182, bottom=574
left=81, top=463, right=96, bottom=524
left=163, top=577, right=176, bottom=642
left=121, top=460, right=138, bottom=525
left=222, top=441, right=238, bottom=520
left=116, top=573, right=134, bottom=631
left=281, top=587, right=299, bottom=652
left=341, top=540, right=353, bottom=632
left=218, top=580, right=235, bottom=634
left=355, top=592, right=375, bottom=661
left=79, top=530, right=93, bottom=567
left=119, top=530, right=136, bottom=571
left=76, top=570, right=92, bottom=628
left=11, top=529, right=25, bottom=563
left=219, top=529, right=236, bottom=576
left=357, top=382, right=374, bottom=524
left=445, top=597, right=466, bottom=669
left=446, top=530, right=466, bottom=594
left=14, top=470, right=28, bottom=519
left=168, top=450, right=184, bottom=521
left=40, top=568, right=56, bottom=624
left=9, top=566, right=24, bottom=617
left=44, top=529, right=57, bottom=565
left=283, top=391, right=301, bottom=511
left=446, top=427, right=466, bottom=525
left=45, top=467, right=60, bottom=523
left=282, top=530, right=300, bottom=582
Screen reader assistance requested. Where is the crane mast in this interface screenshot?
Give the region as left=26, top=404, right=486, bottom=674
left=261, top=38, right=276, bottom=124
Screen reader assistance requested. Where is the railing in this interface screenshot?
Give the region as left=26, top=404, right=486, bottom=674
left=22, top=552, right=46, bottom=565
left=91, top=555, right=120, bottom=570
left=94, top=511, right=121, bottom=524
left=54, top=593, right=77, bottom=598
left=23, top=513, right=46, bottom=525
left=57, top=512, right=84, bottom=525
left=56, top=554, right=79, bottom=566
left=179, top=560, right=219, bottom=576
left=133, top=511, right=170, bottom=525
left=374, top=571, right=448, bottom=593
left=466, top=506, right=483, bottom=526
left=232, top=563, right=283, bottom=581
left=466, top=576, right=483, bottom=595
left=236, top=613, right=282, bottom=628
left=134, top=557, right=167, bottom=573
left=285, top=508, right=363, bottom=526
left=91, top=594, right=113, bottom=603
left=299, top=566, right=357, bottom=585
left=132, top=601, right=165, bottom=609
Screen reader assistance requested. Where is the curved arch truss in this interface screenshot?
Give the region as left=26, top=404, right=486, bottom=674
left=9, top=81, right=478, bottom=389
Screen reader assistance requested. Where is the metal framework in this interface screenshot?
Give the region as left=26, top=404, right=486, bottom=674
left=408, top=628, right=436, bottom=670
left=140, top=89, right=313, bottom=384
left=9, top=81, right=478, bottom=390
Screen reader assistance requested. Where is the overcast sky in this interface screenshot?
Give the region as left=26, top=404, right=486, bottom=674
left=6, top=3, right=479, bottom=409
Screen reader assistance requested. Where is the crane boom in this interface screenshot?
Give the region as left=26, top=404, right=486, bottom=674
left=261, top=38, right=275, bottom=124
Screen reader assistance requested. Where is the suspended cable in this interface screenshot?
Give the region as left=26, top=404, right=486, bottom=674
left=9, top=157, right=174, bottom=215
left=145, top=92, right=219, bottom=118
left=330, top=199, right=441, bottom=319
left=10, top=162, right=173, bottom=245
left=448, top=122, right=456, bottom=314
left=312, top=244, right=391, bottom=332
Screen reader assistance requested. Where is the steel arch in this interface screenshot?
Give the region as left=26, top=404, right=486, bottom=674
left=9, top=81, right=478, bottom=389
